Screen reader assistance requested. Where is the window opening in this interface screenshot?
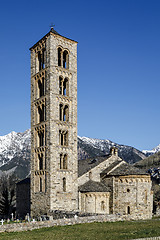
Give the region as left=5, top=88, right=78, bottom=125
left=38, top=78, right=44, bottom=98
left=38, top=52, right=41, bottom=71
left=63, top=80, right=66, bottom=96
left=42, top=49, right=45, bottom=69
left=59, top=104, right=63, bottom=121
left=40, top=177, right=42, bottom=192
left=63, top=154, right=67, bottom=169
left=63, top=177, right=66, bottom=192
left=63, top=105, right=69, bottom=122
left=64, top=131, right=68, bottom=146
left=59, top=131, right=63, bottom=145
left=60, top=154, right=63, bottom=169
left=58, top=48, right=62, bottom=66
left=38, top=49, right=45, bottom=71
left=38, top=154, right=43, bottom=170
left=127, top=206, right=130, bottom=214
left=38, top=131, right=44, bottom=147
left=59, top=77, right=69, bottom=96
left=63, top=50, right=69, bottom=68
left=101, top=201, right=105, bottom=211
left=38, top=104, right=45, bottom=123
left=63, top=78, right=68, bottom=96
left=59, top=131, right=68, bottom=146
left=59, top=76, right=63, bottom=95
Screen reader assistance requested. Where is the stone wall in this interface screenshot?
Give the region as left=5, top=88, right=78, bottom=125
left=79, top=192, right=110, bottom=214
left=103, top=175, right=153, bottom=219
left=0, top=214, right=153, bottom=233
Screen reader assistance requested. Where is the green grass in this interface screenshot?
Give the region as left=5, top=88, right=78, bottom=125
left=1, top=218, right=160, bottom=240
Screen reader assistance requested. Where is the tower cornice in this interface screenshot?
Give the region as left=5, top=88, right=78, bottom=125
left=30, top=29, right=78, bottom=51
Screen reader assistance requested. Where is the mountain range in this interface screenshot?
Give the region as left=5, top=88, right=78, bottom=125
left=0, top=129, right=159, bottom=179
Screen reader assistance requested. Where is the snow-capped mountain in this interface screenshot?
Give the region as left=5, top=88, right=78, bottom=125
left=142, top=144, right=160, bottom=156
left=78, top=136, right=146, bottom=164
left=0, top=130, right=156, bottom=179
left=0, top=129, right=30, bottom=166
left=0, top=130, right=31, bottom=179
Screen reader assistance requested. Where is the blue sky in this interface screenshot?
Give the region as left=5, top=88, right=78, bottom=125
left=0, top=0, right=160, bottom=151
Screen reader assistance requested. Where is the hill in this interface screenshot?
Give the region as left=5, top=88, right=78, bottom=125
left=134, top=151, right=160, bottom=170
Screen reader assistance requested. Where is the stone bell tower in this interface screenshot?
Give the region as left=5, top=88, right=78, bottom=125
left=30, top=27, right=78, bottom=217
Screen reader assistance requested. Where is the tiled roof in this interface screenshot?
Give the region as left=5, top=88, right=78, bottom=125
left=78, top=180, right=111, bottom=192
left=100, top=160, right=123, bottom=176
left=104, top=162, right=148, bottom=176
left=78, top=155, right=111, bottom=177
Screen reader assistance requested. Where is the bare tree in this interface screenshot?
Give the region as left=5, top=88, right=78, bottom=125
left=0, top=174, right=17, bottom=218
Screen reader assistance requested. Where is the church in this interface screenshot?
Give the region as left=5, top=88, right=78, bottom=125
left=16, top=28, right=153, bottom=220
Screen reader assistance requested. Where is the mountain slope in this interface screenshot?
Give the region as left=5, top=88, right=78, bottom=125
left=78, top=136, right=146, bottom=164
left=0, top=130, right=152, bottom=179
left=0, top=130, right=31, bottom=179
left=134, top=151, right=160, bottom=170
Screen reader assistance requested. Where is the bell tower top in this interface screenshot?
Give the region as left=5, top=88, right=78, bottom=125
left=30, top=27, right=77, bottom=51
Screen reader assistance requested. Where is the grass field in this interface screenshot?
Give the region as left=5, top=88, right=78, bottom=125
left=0, top=218, right=160, bottom=240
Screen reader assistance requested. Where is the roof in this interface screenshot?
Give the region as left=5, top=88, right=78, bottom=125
left=102, top=162, right=148, bottom=176
left=16, top=178, right=30, bottom=185
left=78, top=180, right=111, bottom=193
left=100, top=160, right=124, bottom=176
left=78, top=155, right=111, bottom=177
left=30, top=28, right=77, bottom=50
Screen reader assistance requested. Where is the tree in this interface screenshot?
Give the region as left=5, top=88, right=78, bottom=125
left=0, top=174, right=17, bottom=218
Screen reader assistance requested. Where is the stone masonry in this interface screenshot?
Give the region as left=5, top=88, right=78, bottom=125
left=30, top=28, right=78, bottom=217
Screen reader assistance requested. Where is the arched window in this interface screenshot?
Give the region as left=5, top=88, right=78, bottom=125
left=59, top=76, right=63, bottom=95
left=38, top=78, right=44, bottom=98
left=58, top=47, right=62, bottom=66
left=63, top=177, right=66, bottom=192
left=127, top=206, right=130, bottom=214
left=63, top=78, right=68, bottom=96
left=38, top=49, right=45, bottom=71
left=38, top=130, right=44, bottom=147
left=64, top=131, right=68, bottom=146
left=60, top=154, right=67, bottom=169
left=59, top=130, right=63, bottom=145
left=59, top=104, right=63, bottom=121
left=63, top=105, right=69, bottom=121
left=59, top=77, right=69, bottom=96
left=101, top=201, right=105, bottom=211
left=63, top=50, right=69, bottom=69
left=59, top=130, right=68, bottom=146
left=38, top=104, right=45, bottom=123
left=40, top=177, right=42, bottom=192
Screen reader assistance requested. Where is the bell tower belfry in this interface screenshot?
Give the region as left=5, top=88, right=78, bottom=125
left=30, top=28, right=78, bottom=217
